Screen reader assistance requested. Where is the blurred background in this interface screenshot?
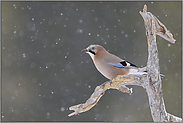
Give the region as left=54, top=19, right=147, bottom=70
left=1, top=1, right=182, bottom=122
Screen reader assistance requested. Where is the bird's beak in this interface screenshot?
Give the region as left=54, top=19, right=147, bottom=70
left=81, top=49, right=89, bottom=53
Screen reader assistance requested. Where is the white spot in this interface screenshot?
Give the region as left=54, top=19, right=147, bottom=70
left=32, top=18, right=34, bottom=20
left=47, top=112, right=50, bottom=116
left=61, top=107, right=65, bottom=112
left=23, top=54, right=26, bottom=58
left=126, top=62, right=131, bottom=66
left=88, top=85, right=91, bottom=88
left=77, top=28, right=83, bottom=33
left=168, top=43, right=171, bottom=47
left=78, top=19, right=83, bottom=23
left=65, top=55, right=67, bottom=58
left=125, top=34, right=128, bottom=37
left=14, top=31, right=16, bottom=34
left=88, top=33, right=91, bottom=35
left=60, top=13, right=63, bottom=15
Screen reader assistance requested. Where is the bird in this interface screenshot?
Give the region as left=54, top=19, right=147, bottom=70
left=81, top=44, right=164, bottom=80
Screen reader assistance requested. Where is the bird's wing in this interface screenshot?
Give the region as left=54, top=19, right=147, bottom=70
left=108, top=61, right=138, bottom=69
left=103, top=53, right=138, bottom=69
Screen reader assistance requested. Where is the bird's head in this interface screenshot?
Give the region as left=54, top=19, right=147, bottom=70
left=82, top=44, right=107, bottom=60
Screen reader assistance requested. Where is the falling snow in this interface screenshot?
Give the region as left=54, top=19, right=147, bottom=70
left=2, top=2, right=181, bottom=122
left=22, top=54, right=26, bottom=58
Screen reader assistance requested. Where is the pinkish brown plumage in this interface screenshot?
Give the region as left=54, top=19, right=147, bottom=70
left=82, top=44, right=147, bottom=80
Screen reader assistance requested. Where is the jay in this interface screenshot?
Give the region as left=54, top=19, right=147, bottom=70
left=82, top=44, right=164, bottom=80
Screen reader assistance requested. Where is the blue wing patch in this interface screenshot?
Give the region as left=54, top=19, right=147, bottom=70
left=108, top=62, right=124, bottom=68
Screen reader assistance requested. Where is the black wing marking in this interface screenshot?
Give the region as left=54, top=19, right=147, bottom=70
left=120, top=61, right=138, bottom=68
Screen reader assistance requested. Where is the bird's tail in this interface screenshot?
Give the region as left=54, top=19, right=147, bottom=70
left=129, top=69, right=165, bottom=78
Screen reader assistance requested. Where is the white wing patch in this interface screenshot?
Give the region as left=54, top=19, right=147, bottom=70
left=126, top=62, right=131, bottom=67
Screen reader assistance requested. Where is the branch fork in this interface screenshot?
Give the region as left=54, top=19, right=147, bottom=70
left=68, top=4, right=181, bottom=122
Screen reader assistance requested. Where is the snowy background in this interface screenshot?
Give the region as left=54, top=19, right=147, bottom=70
left=1, top=1, right=182, bottom=122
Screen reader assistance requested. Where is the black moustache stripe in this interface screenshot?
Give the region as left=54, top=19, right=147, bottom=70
left=89, top=50, right=96, bottom=55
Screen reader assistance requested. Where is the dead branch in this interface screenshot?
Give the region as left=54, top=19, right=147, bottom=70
left=68, top=4, right=181, bottom=122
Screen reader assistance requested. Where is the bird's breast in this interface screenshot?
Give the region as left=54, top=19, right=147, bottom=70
left=93, top=58, right=129, bottom=80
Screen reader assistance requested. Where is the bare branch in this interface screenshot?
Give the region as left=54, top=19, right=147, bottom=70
left=139, top=4, right=181, bottom=122
left=68, top=4, right=182, bottom=122
left=68, top=75, right=144, bottom=117
left=139, top=4, right=176, bottom=44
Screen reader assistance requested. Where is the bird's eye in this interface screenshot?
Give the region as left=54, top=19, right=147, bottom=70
left=91, top=47, right=95, bottom=50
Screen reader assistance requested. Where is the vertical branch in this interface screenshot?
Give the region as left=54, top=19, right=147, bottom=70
left=140, top=5, right=181, bottom=122
left=146, top=19, right=163, bottom=122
